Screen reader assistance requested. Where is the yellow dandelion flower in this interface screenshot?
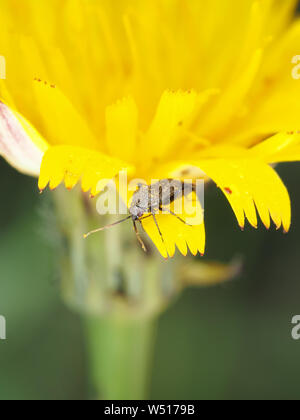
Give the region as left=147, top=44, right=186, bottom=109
left=1, top=0, right=300, bottom=259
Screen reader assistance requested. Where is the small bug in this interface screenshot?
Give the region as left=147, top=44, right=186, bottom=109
left=84, top=179, right=197, bottom=253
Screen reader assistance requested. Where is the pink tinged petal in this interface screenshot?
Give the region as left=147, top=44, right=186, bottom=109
left=0, top=101, right=48, bottom=177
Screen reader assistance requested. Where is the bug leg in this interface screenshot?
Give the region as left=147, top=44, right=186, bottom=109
left=139, top=214, right=152, bottom=222
left=151, top=213, right=169, bottom=256
left=133, top=219, right=147, bottom=253
left=160, top=207, right=193, bottom=226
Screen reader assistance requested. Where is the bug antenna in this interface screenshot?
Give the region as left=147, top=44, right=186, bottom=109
left=83, top=215, right=132, bottom=239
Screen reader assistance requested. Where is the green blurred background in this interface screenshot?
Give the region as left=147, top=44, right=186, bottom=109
left=1, top=156, right=300, bottom=400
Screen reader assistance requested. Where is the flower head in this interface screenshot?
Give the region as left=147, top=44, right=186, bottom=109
left=1, top=0, right=300, bottom=258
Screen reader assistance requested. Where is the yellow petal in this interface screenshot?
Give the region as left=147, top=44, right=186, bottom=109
left=32, top=80, right=101, bottom=150
left=226, top=19, right=300, bottom=147
left=156, top=156, right=291, bottom=233
left=198, top=158, right=291, bottom=232
left=251, top=132, right=300, bottom=163
left=38, top=145, right=134, bottom=196
left=140, top=90, right=198, bottom=160
left=0, top=81, right=16, bottom=109
left=201, top=47, right=263, bottom=138
left=106, top=96, right=138, bottom=163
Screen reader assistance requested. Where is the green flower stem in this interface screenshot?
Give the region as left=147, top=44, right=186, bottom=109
left=51, top=187, right=180, bottom=399
left=85, top=315, right=157, bottom=400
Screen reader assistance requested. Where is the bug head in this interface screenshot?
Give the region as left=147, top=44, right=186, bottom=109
left=129, top=203, right=145, bottom=220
